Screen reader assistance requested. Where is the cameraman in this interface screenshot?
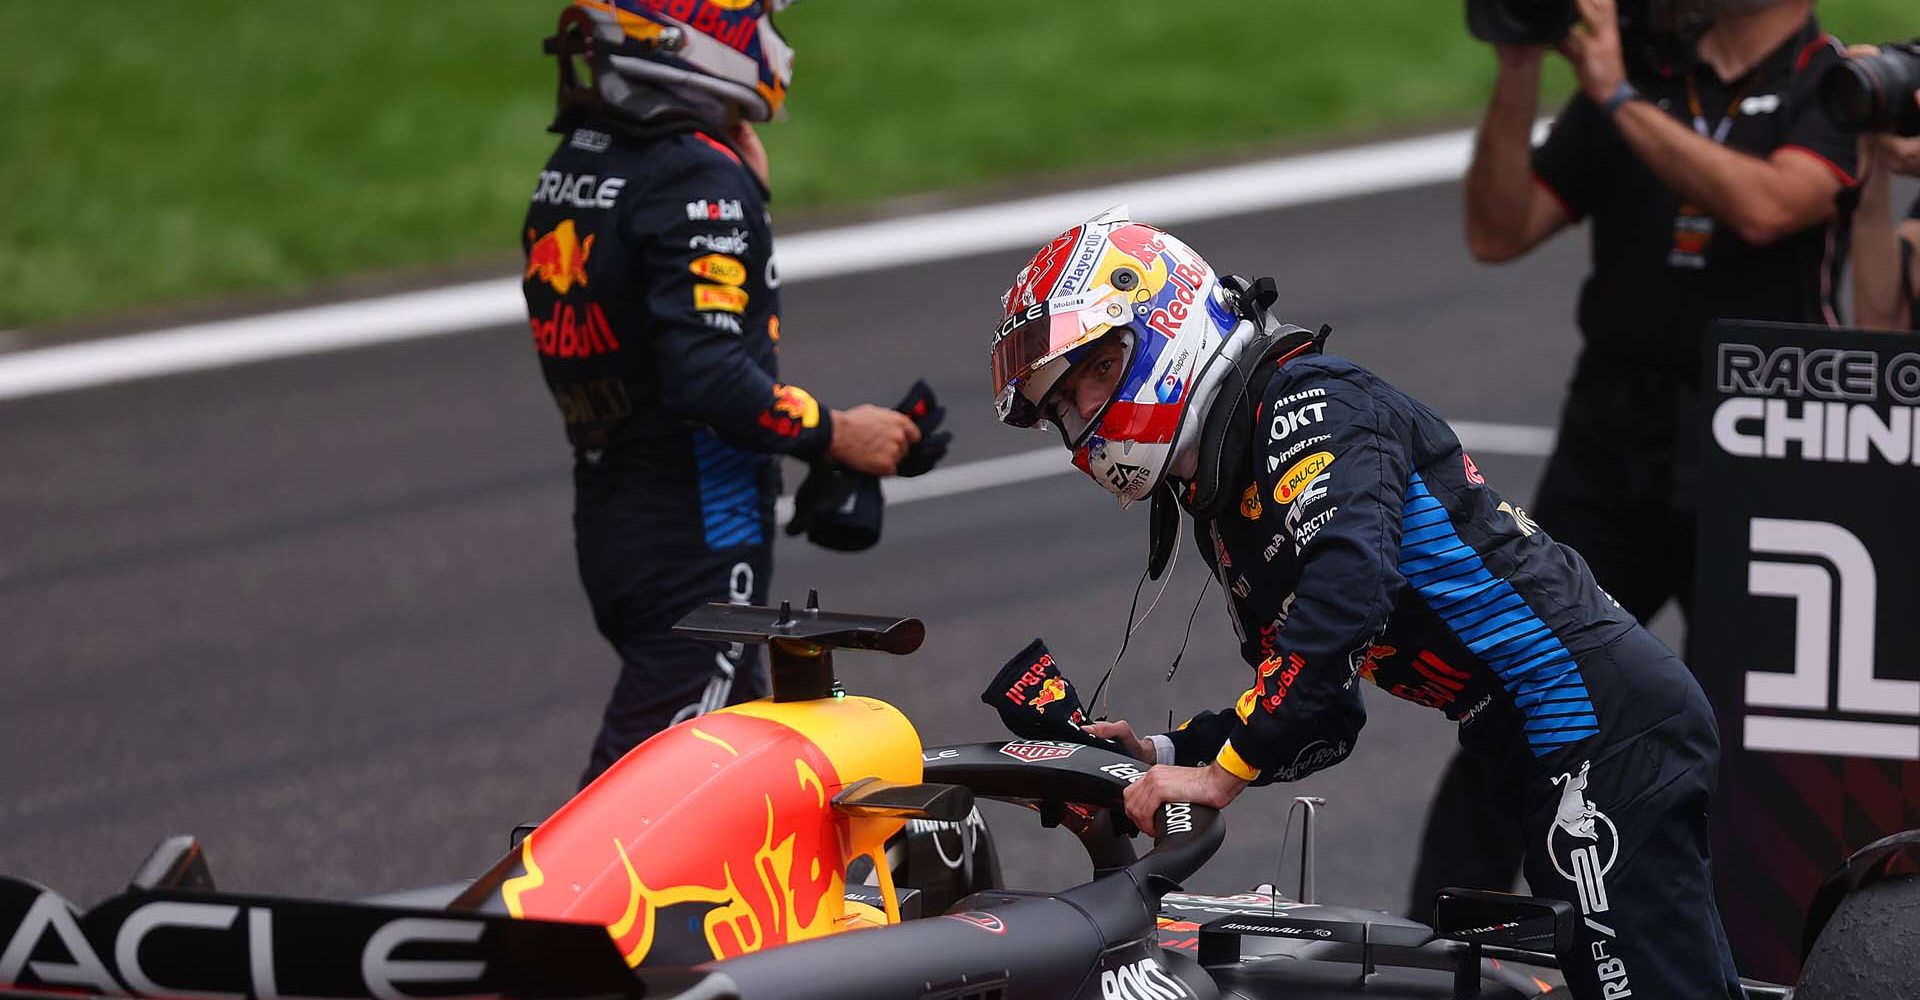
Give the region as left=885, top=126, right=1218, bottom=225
left=1850, top=70, right=1920, bottom=330
left=1422, top=0, right=1859, bottom=909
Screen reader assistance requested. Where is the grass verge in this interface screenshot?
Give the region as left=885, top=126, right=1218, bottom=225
left=0, top=1, right=1911, bottom=328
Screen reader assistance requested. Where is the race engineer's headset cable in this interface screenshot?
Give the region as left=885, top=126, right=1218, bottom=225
left=1086, top=540, right=1181, bottom=720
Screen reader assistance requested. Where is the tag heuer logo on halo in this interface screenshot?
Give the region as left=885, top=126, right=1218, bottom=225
left=999, top=740, right=1081, bottom=762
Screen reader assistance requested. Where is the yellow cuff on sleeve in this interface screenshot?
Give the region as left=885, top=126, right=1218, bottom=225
left=1215, top=738, right=1260, bottom=781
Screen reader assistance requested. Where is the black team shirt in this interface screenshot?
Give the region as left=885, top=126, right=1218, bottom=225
left=1533, top=17, right=1860, bottom=377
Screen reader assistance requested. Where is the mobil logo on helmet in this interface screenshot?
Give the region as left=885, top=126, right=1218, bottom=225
left=526, top=219, right=594, bottom=295
left=496, top=712, right=851, bottom=966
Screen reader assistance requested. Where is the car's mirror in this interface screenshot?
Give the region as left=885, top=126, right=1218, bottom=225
left=1431, top=887, right=1574, bottom=955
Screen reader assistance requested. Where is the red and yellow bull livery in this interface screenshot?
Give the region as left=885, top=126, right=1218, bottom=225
left=464, top=693, right=922, bottom=966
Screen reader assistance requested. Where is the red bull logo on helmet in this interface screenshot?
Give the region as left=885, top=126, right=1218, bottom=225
left=1145, top=258, right=1209, bottom=340
left=1107, top=224, right=1167, bottom=268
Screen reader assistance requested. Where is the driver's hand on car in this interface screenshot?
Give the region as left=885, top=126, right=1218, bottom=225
left=1082, top=720, right=1153, bottom=763
left=828, top=405, right=921, bottom=476
left=1123, top=763, right=1248, bottom=836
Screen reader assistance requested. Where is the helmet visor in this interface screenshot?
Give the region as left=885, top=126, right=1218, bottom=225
left=991, top=293, right=1134, bottom=426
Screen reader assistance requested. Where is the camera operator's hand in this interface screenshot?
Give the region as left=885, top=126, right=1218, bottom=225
left=1869, top=129, right=1920, bottom=177
left=827, top=404, right=920, bottom=476
left=1495, top=43, right=1548, bottom=74
left=1558, top=0, right=1628, bottom=106
left=1847, top=46, right=1920, bottom=178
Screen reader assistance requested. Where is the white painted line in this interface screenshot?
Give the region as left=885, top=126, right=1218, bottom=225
left=0, top=279, right=524, bottom=402
left=0, top=128, right=1476, bottom=402
left=778, top=128, right=1475, bottom=283
left=776, top=420, right=1555, bottom=520
left=881, top=446, right=1075, bottom=506
left=1451, top=420, right=1557, bottom=458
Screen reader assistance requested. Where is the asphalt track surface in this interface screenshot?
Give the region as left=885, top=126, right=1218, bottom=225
left=5, top=177, right=1646, bottom=916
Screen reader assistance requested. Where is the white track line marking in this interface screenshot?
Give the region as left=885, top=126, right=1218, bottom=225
left=776, top=419, right=1555, bottom=520
left=0, top=128, right=1475, bottom=402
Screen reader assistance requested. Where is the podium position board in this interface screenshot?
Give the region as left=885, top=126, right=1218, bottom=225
left=1695, top=320, right=1920, bottom=981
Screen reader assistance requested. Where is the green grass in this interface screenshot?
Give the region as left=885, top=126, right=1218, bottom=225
left=0, top=1, right=1912, bottom=328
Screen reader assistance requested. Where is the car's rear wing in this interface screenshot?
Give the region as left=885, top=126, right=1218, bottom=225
left=0, top=872, right=726, bottom=1000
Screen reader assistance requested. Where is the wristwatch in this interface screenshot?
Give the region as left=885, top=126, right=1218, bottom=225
left=1604, top=79, right=1641, bottom=116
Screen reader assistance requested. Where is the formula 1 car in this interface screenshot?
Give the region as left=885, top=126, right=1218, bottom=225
left=0, top=601, right=1913, bottom=1000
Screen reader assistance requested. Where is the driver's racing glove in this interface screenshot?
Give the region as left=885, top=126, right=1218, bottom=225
left=892, top=379, right=951, bottom=476
left=981, top=638, right=1126, bottom=754
left=784, top=379, right=951, bottom=550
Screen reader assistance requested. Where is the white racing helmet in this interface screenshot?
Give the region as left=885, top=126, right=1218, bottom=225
left=991, top=208, right=1241, bottom=505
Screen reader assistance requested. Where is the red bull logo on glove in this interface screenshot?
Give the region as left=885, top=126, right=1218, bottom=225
left=1027, top=677, right=1068, bottom=710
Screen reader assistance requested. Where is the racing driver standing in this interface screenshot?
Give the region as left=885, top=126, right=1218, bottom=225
left=990, top=209, right=1742, bottom=999
left=522, top=0, right=918, bottom=785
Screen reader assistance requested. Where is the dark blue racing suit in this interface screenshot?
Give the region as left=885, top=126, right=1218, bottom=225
left=1163, top=350, right=1742, bottom=999
left=521, top=114, right=832, bottom=784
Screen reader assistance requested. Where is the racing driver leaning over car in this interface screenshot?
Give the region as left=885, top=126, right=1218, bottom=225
left=991, top=210, right=1742, bottom=999
left=522, top=1, right=918, bottom=786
